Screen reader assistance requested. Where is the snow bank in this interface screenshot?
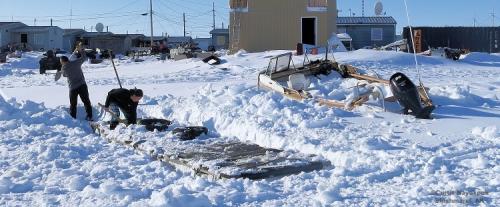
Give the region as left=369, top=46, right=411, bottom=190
left=460, top=52, right=500, bottom=67
left=429, top=85, right=491, bottom=106
left=1, top=49, right=499, bottom=206
left=472, top=126, right=499, bottom=141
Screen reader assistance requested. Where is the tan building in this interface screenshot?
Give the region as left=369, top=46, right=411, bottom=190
left=229, top=0, right=337, bottom=53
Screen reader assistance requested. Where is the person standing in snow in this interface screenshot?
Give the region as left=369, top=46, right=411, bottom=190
left=60, top=42, right=93, bottom=121
left=103, top=88, right=143, bottom=129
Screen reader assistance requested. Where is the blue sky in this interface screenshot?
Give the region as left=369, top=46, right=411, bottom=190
left=0, top=0, right=499, bottom=37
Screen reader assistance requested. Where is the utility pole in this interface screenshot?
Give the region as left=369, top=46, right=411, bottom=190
left=490, top=9, right=496, bottom=27
left=50, top=18, right=53, bottom=26
left=70, top=0, right=73, bottom=28
left=183, top=13, right=186, bottom=37
left=34, top=18, right=36, bottom=26
left=212, top=1, right=216, bottom=30
left=362, top=0, right=365, bottom=17
left=150, top=0, right=154, bottom=50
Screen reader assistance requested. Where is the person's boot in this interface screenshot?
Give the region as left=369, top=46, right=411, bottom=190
left=85, top=116, right=94, bottom=121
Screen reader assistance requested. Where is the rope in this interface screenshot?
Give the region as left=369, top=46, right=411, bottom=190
left=403, top=0, right=422, bottom=84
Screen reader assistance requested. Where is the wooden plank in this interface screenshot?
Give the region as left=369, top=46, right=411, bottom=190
left=349, top=73, right=390, bottom=84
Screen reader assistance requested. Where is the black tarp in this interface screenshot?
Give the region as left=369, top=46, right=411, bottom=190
left=403, top=27, right=500, bottom=53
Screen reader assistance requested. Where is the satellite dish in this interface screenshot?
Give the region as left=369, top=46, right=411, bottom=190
left=95, top=23, right=104, bottom=33
left=375, top=1, right=384, bottom=16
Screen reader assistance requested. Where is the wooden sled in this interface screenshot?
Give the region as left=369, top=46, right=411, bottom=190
left=257, top=53, right=374, bottom=111
left=90, top=122, right=328, bottom=180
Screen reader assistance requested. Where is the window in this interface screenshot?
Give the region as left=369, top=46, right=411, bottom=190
left=308, top=0, right=328, bottom=7
left=307, top=0, right=327, bottom=12
left=371, top=28, right=383, bottom=41
left=230, top=0, right=248, bottom=9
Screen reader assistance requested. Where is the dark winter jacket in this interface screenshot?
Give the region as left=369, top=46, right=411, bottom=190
left=62, top=51, right=87, bottom=90
left=105, top=88, right=139, bottom=124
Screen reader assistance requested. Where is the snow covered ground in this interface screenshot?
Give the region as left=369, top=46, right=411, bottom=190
left=0, top=49, right=498, bottom=206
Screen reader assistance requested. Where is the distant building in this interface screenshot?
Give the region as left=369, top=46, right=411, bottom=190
left=229, top=0, right=337, bottom=53
left=337, top=16, right=397, bottom=49
left=210, top=28, right=229, bottom=50
left=116, top=34, right=145, bottom=48
left=136, top=36, right=167, bottom=48
left=194, top=38, right=211, bottom=51
left=0, top=22, right=27, bottom=50
left=0, top=22, right=64, bottom=51
left=63, top=29, right=86, bottom=52
left=79, top=32, right=133, bottom=54
left=167, top=36, right=193, bottom=48
left=403, top=27, right=500, bottom=53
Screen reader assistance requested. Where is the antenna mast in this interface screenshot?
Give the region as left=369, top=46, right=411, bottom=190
left=403, top=0, right=422, bottom=83
left=212, top=1, right=216, bottom=30
left=362, top=0, right=365, bottom=17
left=150, top=0, right=154, bottom=51
left=491, top=9, right=496, bottom=27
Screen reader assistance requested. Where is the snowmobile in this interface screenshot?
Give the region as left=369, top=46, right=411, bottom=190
left=257, top=51, right=435, bottom=119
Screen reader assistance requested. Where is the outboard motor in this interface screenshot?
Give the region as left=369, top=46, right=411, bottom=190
left=390, top=72, right=434, bottom=119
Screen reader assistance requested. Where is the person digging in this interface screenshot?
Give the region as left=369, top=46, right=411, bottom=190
left=103, top=88, right=143, bottom=130
left=59, top=42, right=93, bottom=121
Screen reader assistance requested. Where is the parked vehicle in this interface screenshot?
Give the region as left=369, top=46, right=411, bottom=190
left=39, top=50, right=61, bottom=74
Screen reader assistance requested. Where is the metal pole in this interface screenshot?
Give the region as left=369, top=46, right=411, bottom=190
left=70, top=0, right=73, bottom=28
left=150, top=0, right=154, bottom=51
left=212, top=2, right=216, bottom=30
left=183, top=13, right=186, bottom=37
left=362, top=0, right=365, bottom=17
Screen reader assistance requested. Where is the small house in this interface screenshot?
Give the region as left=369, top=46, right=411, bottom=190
left=6, top=24, right=64, bottom=51
left=337, top=16, right=397, bottom=49
left=210, top=28, right=229, bottom=50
